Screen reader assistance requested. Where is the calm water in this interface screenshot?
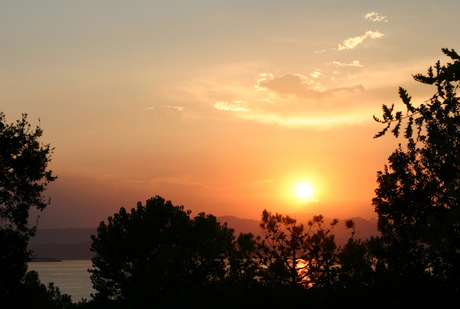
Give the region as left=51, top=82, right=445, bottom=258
left=28, top=260, right=94, bottom=302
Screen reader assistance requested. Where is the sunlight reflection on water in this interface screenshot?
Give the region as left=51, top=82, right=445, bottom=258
left=28, top=260, right=94, bottom=302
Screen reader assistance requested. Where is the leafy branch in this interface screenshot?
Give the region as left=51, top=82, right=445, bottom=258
left=373, top=48, right=460, bottom=140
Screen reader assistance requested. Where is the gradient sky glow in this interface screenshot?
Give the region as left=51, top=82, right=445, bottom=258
left=1, top=0, right=459, bottom=228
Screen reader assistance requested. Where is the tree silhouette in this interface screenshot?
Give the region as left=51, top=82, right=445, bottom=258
left=89, top=196, right=235, bottom=308
left=89, top=199, right=382, bottom=307
left=373, top=48, right=460, bottom=293
left=0, top=112, right=56, bottom=302
left=251, top=210, right=342, bottom=288
left=21, top=271, right=73, bottom=309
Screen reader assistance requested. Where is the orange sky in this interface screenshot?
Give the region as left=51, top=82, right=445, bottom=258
left=2, top=1, right=459, bottom=228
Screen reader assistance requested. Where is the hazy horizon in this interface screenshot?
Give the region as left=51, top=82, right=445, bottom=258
left=2, top=1, right=459, bottom=229
left=32, top=211, right=378, bottom=230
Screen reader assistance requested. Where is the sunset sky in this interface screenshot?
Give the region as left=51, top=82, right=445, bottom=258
left=2, top=1, right=459, bottom=228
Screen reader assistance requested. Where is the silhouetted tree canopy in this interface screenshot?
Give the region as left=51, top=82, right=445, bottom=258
left=252, top=211, right=340, bottom=288
left=0, top=112, right=56, bottom=303
left=20, top=271, right=73, bottom=309
left=89, top=196, right=235, bottom=308
left=89, top=198, right=374, bottom=308
left=373, top=48, right=460, bottom=293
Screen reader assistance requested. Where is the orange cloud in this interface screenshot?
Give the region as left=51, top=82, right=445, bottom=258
left=214, top=100, right=249, bottom=111
left=328, top=60, right=364, bottom=68
left=256, top=73, right=364, bottom=99
left=256, top=73, right=322, bottom=98
left=364, top=12, right=388, bottom=22
left=337, top=31, right=384, bottom=51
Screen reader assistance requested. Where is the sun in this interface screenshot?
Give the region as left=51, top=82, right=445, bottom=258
left=296, top=183, right=314, bottom=200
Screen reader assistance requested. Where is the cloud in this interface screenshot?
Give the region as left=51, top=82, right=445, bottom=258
left=337, top=31, right=384, bottom=51
left=98, top=174, right=113, bottom=181
left=325, top=84, right=365, bottom=94
left=239, top=178, right=278, bottom=187
left=165, top=105, right=185, bottom=111
left=328, top=60, right=364, bottom=68
left=214, top=100, right=249, bottom=111
left=177, top=63, right=375, bottom=128
left=125, top=176, right=230, bottom=190
left=256, top=73, right=322, bottom=99
left=315, top=49, right=326, bottom=54
left=255, top=73, right=363, bottom=99
left=239, top=111, right=367, bottom=128
left=364, top=12, right=388, bottom=22
left=310, top=71, right=322, bottom=78
left=146, top=105, right=185, bottom=111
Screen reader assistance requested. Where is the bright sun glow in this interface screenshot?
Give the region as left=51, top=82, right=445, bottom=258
left=296, top=183, right=314, bottom=200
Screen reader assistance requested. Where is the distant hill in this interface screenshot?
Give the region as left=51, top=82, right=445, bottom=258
left=29, top=215, right=379, bottom=260
left=30, top=242, right=93, bottom=261
left=29, top=228, right=96, bottom=247
left=218, top=214, right=379, bottom=246
left=218, top=216, right=262, bottom=237
left=29, top=228, right=97, bottom=261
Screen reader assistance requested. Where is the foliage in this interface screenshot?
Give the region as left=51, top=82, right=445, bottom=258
left=89, top=195, right=235, bottom=308
left=247, top=210, right=342, bottom=288
left=20, top=270, right=73, bottom=309
left=0, top=112, right=56, bottom=302
left=88, top=195, right=386, bottom=307
left=372, top=48, right=460, bottom=291
left=335, top=236, right=375, bottom=289
left=224, top=210, right=380, bottom=308
left=373, top=48, right=460, bottom=140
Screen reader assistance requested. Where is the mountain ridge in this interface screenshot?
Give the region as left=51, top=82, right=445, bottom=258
left=29, top=214, right=379, bottom=260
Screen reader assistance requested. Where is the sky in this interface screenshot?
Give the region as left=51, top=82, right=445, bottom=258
left=1, top=0, right=459, bottom=228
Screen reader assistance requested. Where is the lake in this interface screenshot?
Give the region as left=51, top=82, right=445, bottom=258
left=28, top=260, right=94, bottom=302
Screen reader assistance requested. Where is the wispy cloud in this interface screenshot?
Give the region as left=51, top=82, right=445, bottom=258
left=179, top=63, right=376, bottom=128
left=214, top=100, right=249, bottom=111
left=315, top=49, right=327, bottom=54
left=165, top=105, right=185, bottom=111
left=255, top=73, right=322, bottom=98
left=239, top=111, right=367, bottom=128
left=337, top=31, right=384, bottom=51
left=239, top=178, right=278, bottom=187
left=364, top=12, right=388, bottom=22
left=125, top=176, right=230, bottom=190
left=255, top=73, right=363, bottom=99
left=98, top=174, right=113, bottom=181
left=327, top=60, right=364, bottom=68
left=310, top=71, right=322, bottom=78
left=146, top=105, right=185, bottom=111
